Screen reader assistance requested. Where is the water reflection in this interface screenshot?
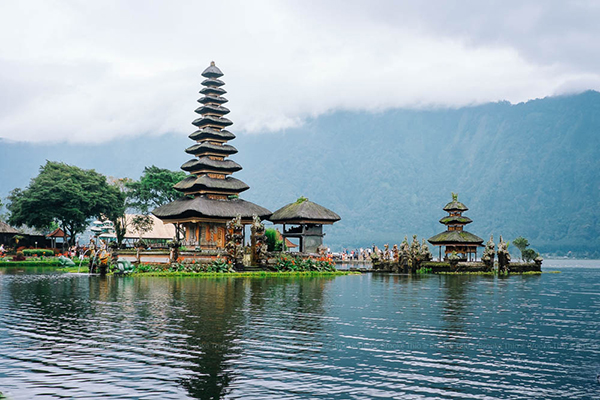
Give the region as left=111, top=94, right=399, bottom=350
left=0, top=265, right=598, bottom=399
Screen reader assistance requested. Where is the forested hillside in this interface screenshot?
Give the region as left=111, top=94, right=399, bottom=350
left=1, top=91, right=599, bottom=256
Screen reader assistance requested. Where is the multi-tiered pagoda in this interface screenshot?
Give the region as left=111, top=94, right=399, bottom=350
left=428, top=193, right=483, bottom=261
left=153, top=62, right=271, bottom=249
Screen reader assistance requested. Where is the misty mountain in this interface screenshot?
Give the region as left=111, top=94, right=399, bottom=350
left=1, top=91, right=599, bottom=256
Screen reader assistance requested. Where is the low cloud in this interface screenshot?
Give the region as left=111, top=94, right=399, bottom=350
left=0, top=0, right=599, bottom=143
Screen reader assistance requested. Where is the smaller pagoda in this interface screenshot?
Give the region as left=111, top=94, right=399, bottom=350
left=269, top=197, right=340, bottom=253
left=428, top=193, right=483, bottom=261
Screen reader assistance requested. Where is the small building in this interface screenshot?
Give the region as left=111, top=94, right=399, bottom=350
left=46, top=228, right=68, bottom=249
left=0, top=221, right=20, bottom=247
left=152, top=62, right=271, bottom=249
left=428, top=193, right=483, bottom=261
left=123, top=214, right=176, bottom=247
left=270, top=197, right=340, bottom=253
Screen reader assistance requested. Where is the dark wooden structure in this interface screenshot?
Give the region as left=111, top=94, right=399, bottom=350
left=269, top=197, right=340, bottom=253
left=0, top=221, right=20, bottom=247
left=428, top=193, right=483, bottom=261
left=153, top=62, right=271, bottom=249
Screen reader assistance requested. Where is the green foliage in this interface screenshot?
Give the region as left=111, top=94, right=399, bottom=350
left=22, top=249, right=54, bottom=257
left=513, top=236, right=530, bottom=260
left=125, top=166, right=187, bottom=213
left=522, top=248, right=539, bottom=262
left=7, top=161, right=123, bottom=246
left=265, top=228, right=284, bottom=251
left=0, top=260, right=63, bottom=267
left=131, top=214, right=154, bottom=238
left=134, top=258, right=234, bottom=273
left=416, top=267, right=433, bottom=274
left=274, top=255, right=336, bottom=272
left=106, top=177, right=131, bottom=247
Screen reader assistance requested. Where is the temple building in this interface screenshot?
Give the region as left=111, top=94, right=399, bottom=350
left=153, top=62, right=271, bottom=249
left=428, top=193, right=483, bottom=261
left=270, top=197, right=341, bottom=253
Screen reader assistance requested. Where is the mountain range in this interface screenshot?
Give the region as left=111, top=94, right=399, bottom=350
left=1, top=91, right=599, bottom=256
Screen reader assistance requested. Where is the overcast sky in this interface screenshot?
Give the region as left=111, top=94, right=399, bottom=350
left=1, top=0, right=599, bottom=143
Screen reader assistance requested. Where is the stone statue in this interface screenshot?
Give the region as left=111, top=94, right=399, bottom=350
left=400, top=237, right=410, bottom=270
left=409, top=235, right=420, bottom=270
left=392, top=244, right=399, bottom=262
left=383, top=244, right=390, bottom=261
left=226, top=215, right=245, bottom=268
left=481, top=235, right=496, bottom=271
left=420, top=239, right=432, bottom=262
left=448, top=251, right=461, bottom=270
left=497, top=235, right=511, bottom=273
left=250, top=214, right=268, bottom=267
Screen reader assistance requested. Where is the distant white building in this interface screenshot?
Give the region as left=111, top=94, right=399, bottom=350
left=90, top=215, right=176, bottom=248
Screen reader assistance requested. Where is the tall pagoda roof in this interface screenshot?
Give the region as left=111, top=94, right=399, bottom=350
left=198, top=95, right=228, bottom=105
left=181, top=157, right=242, bottom=174
left=152, top=61, right=270, bottom=222
left=189, top=128, right=235, bottom=141
left=174, top=175, right=249, bottom=194
left=428, top=230, right=483, bottom=245
left=185, top=142, right=238, bottom=157
left=270, top=197, right=341, bottom=225
left=439, top=216, right=472, bottom=225
left=201, top=62, right=223, bottom=78
left=153, top=196, right=271, bottom=222
left=443, top=193, right=468, bottom=211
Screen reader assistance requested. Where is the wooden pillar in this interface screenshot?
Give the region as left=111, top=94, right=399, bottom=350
left=282, top=223, right=286, bottom=251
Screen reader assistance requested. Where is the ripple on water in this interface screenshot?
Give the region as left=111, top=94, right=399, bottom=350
left=0, top=263, right=599, bottom=399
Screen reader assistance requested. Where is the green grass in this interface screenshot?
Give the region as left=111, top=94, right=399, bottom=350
left=54, top=266, right=355, bottom=277
left=0, top=260, right=62, bottom=267
left=130, top=270, right=357, bottom=278
left=56, top=266, right=90, bottom=273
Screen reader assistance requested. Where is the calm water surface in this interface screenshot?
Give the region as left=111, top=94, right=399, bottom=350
left=0, top=260, right=599, bottom=399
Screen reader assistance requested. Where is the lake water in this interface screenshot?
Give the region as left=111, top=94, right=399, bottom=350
left=0, top=260, right=599, bottom=399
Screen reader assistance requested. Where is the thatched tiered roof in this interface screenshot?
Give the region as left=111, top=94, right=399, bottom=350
left=153, top=61, right=270, bottom=223
left=428, top=230, right=483, bottom=245
left=270, top=197, right=341, bottom=225
left=0, top=221, right=20, bottom=234
left=428, top=193, right=483, bottom=246
left=153, top=196, right=271, bottom=223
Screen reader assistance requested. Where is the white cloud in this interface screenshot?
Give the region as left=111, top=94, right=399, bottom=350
left=0, top=0, right=599, bottom=143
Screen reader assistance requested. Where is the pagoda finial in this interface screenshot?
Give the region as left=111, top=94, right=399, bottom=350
left=452, top=192, right=458, bottom=202
left=210, top=61, right=215, bottom=66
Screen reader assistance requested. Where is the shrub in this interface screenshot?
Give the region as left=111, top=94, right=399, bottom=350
left=23, top=249, right=54, bottom=257
left=275, top=255, right=336, bottom=272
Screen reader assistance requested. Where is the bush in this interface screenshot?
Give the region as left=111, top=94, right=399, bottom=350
left=522, top=248, right=539, bottom=262
left=275, top=255, right=336, bottom=272
left=23, top=249, right=54, bottom=257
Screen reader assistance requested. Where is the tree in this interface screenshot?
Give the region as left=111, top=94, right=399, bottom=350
left=105, top=177, right=132, bottom=247
left=513, top=236, right=530, bottom=261
left=522, top=248, right=539, bottom=262
left=7, top=161, right=123, bottom=246
left=265, top=228, right=285, bottom=251
left=0, top=198, right=5, bottom=222
left=126, top=166, right=187, bottom=214
left=131, top=214, right=154, bottom=240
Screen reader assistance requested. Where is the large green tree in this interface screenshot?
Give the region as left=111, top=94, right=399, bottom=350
left=7, top=161, right=123, bottom=246
left=126, top=165, right=187, bottom=213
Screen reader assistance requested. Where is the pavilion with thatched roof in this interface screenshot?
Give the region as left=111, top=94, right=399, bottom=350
left=0, top=221, right=20, bottom=247
left=152, top=62, right=271, bottom=249
left=428, top=193, right=483, bottom=261
left=269, top=197, right=341, bottom=253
